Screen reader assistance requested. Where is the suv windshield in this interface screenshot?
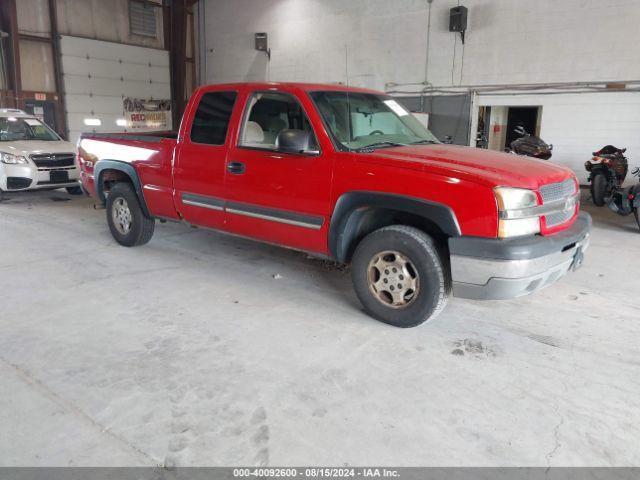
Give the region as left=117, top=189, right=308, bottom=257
left=310, top=91, right=439, bottom=151
left=0, top=117, right=60, bottom=142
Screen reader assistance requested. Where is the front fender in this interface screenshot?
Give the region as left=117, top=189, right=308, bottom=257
left=328, top=191, right=461, bottom=262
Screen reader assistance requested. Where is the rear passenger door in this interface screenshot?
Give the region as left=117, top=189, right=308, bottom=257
left=223, top=90, right=333, bottom=254
left=173, top=90, right=238, bottom=229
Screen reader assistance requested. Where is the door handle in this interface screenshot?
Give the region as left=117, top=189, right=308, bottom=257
left=227, top=161, right=245, bottom=174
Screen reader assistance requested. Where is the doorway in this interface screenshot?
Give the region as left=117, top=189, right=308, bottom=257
left=23, top=99, right=58, bottom=133
left=505, top=106, right=540, bottom=149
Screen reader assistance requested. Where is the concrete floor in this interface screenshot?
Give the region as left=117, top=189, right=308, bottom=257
left=0, top=189, right=639, bottom=467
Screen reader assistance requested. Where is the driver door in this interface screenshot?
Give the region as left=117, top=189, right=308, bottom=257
left=223, top=89, right=333, bottom=254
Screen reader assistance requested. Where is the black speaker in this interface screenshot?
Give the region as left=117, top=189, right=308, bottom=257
left=449, top=6, right=468, bottom=32
left=255, top=33, right=268, bottom=52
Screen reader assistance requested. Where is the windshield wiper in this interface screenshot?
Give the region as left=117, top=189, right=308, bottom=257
left=356, top=141, right=407, bottom=152
left=410, top=139, right=438, bottom=145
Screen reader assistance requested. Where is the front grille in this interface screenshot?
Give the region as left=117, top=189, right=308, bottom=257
left=30, top=153, right=75, bottom=169
left=539, top=178, right=577, bottom=228
left=539, top=178, right=576, bottom=204
left=545, top=209, right=574, bottom=228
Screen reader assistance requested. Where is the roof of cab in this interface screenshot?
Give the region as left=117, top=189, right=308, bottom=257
left=199, top=82, right=383, bottom=95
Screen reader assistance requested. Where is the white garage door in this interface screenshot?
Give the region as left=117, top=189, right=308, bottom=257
left=477, top=92, right=640, bottom=186
left=60, top=36, right=171, bottom=143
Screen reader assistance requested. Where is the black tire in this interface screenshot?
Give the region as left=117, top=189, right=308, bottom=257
left=106, top=182, right=155, bottom=247
left=351, top=225, right=450, bottom=328
left=591, top=173, right=607, bottom=207
left=66, top=186, right=83, bottom=195
left=0, top=189, right=4, bottom=203
left=634, top=208, right=640, bottom=232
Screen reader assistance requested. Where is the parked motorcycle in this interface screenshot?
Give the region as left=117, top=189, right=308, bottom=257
left=506, top=126, right=553, bottom=160
left=585, top=145, right=628, bottom=207
left=605, top=167, right=640, bottom=231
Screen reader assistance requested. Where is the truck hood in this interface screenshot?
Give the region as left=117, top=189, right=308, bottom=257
left=0, top=140, right=76, bottom=156
left=358, top=144, right=573, bottom=189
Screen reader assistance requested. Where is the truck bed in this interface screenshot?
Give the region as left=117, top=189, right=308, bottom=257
left=78, top=131, right=178, bottom=219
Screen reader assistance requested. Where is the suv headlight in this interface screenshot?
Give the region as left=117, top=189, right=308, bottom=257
left=494, top=187, right=540, bottom=238
left=0, top=152, right=28, bottom=165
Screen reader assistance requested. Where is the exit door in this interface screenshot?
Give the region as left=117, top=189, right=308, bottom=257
left=24, top=100, right=58, bottom=133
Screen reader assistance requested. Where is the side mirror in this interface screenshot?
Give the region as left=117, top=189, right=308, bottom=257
left=443, top=135, right=453, bottom=144
left=275, top=129, right=319, bottom=155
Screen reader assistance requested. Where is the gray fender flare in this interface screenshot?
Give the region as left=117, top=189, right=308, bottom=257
left=328, top=191, right=461, bottom=262
left=93, top=160, right=151, bottom=217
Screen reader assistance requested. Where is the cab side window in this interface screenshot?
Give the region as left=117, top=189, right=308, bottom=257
left=190, top=91, right=237, bottom=145
left=240, top=92, right=318, bottom=150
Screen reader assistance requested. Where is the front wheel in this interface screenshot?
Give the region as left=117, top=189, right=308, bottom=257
left=591, top=172, right=607, bottom=206
left=106, top=182, right=155, bottom=246
left=351, top=225, right=450, bottom=328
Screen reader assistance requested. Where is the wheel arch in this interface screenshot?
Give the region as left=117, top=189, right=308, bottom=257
left=94, top=160, right=151, bottom=217
left=328, top=191, right=461, bottom=263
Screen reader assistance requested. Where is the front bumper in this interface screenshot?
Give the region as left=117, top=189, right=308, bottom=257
left=449, top=212, right=591, bottom=300
left=1, top=162, right=79, bottom=191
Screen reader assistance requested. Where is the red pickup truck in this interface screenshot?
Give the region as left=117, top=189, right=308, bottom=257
left=79, top=82, right=590, bottom=328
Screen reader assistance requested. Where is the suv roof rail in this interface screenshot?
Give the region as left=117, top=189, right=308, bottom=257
left=0, top=108, right=27, bottom=114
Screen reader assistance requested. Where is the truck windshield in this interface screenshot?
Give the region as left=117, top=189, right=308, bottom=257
left=310, top=91, right=439, bottom=151
left=0, top=117, right=60, bottom=142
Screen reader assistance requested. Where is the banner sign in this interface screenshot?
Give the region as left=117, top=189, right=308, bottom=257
left=122, top=97, right=172, bottom=131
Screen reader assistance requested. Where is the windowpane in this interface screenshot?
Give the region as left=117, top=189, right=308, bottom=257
left=240, top=92, right=317, bottom=149
left=19, top=40, right=56, bottom=92
left=129, top=0, right=158, bottom=38
left=190, top=92, right=237, bottom=145
left=16, top=0, right=51, bottom=38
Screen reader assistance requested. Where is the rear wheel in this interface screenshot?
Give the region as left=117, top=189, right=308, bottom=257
left=351, top=225, right=450, bottom=328
left=591, top=172, right=607, bottom=206
left=106, top=182, right=155, bottom=246
left=634, top=208, right=640, bottom=232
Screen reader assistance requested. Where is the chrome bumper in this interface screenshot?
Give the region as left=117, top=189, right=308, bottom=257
left=449, top=212, right=591, bottom=300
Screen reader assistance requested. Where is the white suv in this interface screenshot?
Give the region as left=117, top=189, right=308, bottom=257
left=0, top=109, right=80, bottom=201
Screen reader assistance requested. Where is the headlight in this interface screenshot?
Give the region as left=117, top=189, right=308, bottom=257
left=495, top=187, right=538, bottom=210
left=0, top=152, right=28, bottom=165
left=498, top=217, right=540, bottom=238
left=495, top=187, right=540, bottom=238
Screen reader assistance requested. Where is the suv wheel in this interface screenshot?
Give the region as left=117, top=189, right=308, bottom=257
left=106, top=182, right=155, bottom=247
left=351, top=225, right=450, bottom=328
left=66, top=186, right=83, bottom=195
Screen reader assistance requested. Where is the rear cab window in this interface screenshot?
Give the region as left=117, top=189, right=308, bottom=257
left=190, top=91, right=238, bottom=145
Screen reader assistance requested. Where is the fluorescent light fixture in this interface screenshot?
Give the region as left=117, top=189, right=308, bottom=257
left=84, top=118, right=102, bottom=126
left=7, top=117, right=17, bottom=122
left=115, top=118, right=127, bottom=127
